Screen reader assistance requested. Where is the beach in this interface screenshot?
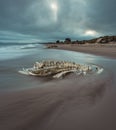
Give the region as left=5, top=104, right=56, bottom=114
left=48, top=43, right=116, bottom=58
left=0, top=43, right=116, bottom=130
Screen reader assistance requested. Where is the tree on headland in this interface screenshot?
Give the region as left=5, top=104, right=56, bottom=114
left=56, top=40, right=60, bottom=43
left=64, top=38, right=71, bottom=44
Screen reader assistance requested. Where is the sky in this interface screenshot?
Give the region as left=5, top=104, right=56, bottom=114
left=0, top=0, right=116, bottom=43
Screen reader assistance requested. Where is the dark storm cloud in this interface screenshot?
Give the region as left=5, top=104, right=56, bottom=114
left=0, top=1, right=52, bottom=30
left=0, top=0, right=116, bottom=42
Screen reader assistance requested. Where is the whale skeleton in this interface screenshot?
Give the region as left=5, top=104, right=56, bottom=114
left=19, top=60, right=103, bottom=78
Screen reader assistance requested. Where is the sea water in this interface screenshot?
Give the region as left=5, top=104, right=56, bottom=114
left=0, top=43, right=44, bottom=61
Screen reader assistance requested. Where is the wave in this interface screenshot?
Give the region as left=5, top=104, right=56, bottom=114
left=20, top=44, right=40, bottom=49
left=0, top=43, right=43, bottom=61
left=0, top=43, right=42, bottom=49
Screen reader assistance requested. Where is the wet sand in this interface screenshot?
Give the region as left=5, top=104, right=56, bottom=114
left=0, top=45, right=116, bottom=130
left=50, top=43, right=116, bottom=58
left=0, top=74, right=115, bottom=130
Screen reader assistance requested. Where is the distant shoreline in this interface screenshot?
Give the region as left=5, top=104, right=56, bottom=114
left=46, top=43, right=116, bottom=59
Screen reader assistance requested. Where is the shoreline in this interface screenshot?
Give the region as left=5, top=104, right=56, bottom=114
left=46, top=43, right=116, bottom=59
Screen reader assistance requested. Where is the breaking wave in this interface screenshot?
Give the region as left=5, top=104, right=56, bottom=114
left=19, top=44, right=40, bottom=49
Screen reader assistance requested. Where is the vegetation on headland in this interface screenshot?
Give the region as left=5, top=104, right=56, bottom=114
left=47, top=36, right=116, bottom=46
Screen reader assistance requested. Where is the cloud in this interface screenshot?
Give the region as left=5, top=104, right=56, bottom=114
left=0, top=31, right=40, bottom=43
left=85, top=0, right=116, bottom=35
left=0, top=0, right=116, bottom=42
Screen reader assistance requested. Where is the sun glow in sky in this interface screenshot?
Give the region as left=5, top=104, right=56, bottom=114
left=51, top=3, right=58, bottom=11
left=50, top=1, right=58, bottom=21
left=84, top=30, right=98, bottom=36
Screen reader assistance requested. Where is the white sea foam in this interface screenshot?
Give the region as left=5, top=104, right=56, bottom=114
left=20, top=44, right=39, bottom=49
left=97, top=68, right=104, bottom=74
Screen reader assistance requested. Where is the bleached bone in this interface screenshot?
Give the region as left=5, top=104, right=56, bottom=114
left=19, top=60, right=103, bottom=78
